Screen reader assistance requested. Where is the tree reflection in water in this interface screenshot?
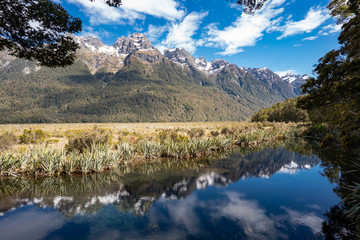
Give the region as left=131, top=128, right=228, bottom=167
left=319, top=147, right=360, bottom=239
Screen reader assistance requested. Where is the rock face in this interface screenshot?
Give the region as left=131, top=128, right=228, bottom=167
left=0, top=51, right=16, bottom=69
left=247, top=67, right=284, bottom=86
left=113, top=33, right=154, bottom=54
left=163, top=49, right=230, bottom=75
left=208, top=59, right=229, bottom=74
left=163, top=48, right=196, bottom=68
left=125, top=49, right=165, bottom=66
left=74, top=33, right=155, bottom=74
left=74, top=35, right=124, bottom=74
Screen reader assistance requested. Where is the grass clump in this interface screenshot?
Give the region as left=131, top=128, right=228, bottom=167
left=0, top=152, right=20, bottom=176
left=210, top=130, right=220, bottom=137
left=0, top=132, right=18, bottom=150
left=136, top=141, right=162, bottom=159
left=221, top=127, right=234, bottom=136
left=187, top=128, right=204, bottom=138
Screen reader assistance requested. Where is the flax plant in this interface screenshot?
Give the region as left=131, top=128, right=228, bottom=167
left=0, top=152, right=20, bottom=176
left=0, top=123, right=299, bottom=177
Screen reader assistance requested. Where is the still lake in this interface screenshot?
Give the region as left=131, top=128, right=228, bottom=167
left=0, top=142, right=339, bottom=239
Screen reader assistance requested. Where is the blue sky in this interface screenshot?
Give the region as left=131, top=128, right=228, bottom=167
left=58, top=0, right=341, bottom=75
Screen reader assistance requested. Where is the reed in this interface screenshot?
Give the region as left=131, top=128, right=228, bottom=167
left=344, top=158, right=360, bottom=223
left=0, top=152, right=20, bottom=176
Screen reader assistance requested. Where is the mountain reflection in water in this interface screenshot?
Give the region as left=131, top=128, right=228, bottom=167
left=0, top=141, right=340, bottom=240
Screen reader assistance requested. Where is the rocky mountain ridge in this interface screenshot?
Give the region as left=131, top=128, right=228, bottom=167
left=0, top=33, right=306, bottom=123
left=73, top=33, right=305, bottom=93
left=0, top=33, right=304, bottom=94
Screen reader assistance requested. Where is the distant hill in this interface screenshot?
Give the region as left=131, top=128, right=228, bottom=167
left=0, top=33, right=303, bottom=123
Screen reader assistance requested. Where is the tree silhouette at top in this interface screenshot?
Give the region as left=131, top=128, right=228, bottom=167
left=0, top=0, right=122, bottom=68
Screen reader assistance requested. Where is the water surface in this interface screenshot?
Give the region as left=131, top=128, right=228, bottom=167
left=0, top=142, right=340, bottom=239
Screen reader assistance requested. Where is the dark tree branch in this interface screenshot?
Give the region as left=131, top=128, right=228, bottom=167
left=89, top=0, right=122, bottom=7
left=0, top=0, right=82, bottom=67
left=0, top=0, right=123, bottom=68
left=229, top=0, right=268, bottom=14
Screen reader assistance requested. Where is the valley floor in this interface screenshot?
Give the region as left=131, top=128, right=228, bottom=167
left=0, top=121, right=286, bottom=150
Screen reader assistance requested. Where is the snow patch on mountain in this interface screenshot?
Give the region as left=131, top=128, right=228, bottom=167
left=276, top=71, right=310, bottom=84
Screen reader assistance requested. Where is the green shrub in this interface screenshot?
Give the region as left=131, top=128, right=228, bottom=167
left=19, top=129, right=47, bottom=144
left=170, top=132, right=188, bottom=142
left=252, top=98, right=308, bottom=123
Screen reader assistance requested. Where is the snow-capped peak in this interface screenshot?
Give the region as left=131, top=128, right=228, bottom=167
left=113, top=33, right=154, bottom=55
left=195, top=57, right=212, bottom=72
left=277, top=72, right=310, bottom=83
left=73, top=35, right=119, bottom=56
left=208, top=59, right=229, bottom=74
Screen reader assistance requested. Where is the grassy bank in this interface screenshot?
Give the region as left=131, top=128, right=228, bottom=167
left=0, top=121, right=304, bottom=177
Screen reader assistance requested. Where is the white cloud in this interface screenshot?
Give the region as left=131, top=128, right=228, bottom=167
left=210, top=192, right=325, bottom=238
left=206, top=0, right=286, bottom=55
left=302, top=36, right=318, bottom=41
left=123, top=0, right=185, bottom=21
left=283, top=208, right=323, bottom=234
left=158, top=12, right=208, bottom=54
left=277, top=7, right=330, bottom=39
left=229, top=3, right=243, bottom=11
left=211, top=192, right=278, bottom=239
left=319, top=23, right=342, bottom=35
left=67, top=0, right=184, bottom=25
left=79, top=26, right=112, bottom=39
left=0, top=209, right=65, bottom=240
left=275, top=69, right=298, bottom=77
left=266, top=16, right=284, bottom=33
left=29, top=20, right=41, bottom=29
left=145, top=24, right=170, bottom=42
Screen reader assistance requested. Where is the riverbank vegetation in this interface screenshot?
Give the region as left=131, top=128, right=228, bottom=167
left=297, top=0, right=360, bottom=153
left=0, top=121, right=303, bottom=177
left=251, top=97, right=308, bottom=123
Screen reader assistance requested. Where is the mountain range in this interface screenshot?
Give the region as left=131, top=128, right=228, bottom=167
left=0, top=33, right=308, bottom=123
